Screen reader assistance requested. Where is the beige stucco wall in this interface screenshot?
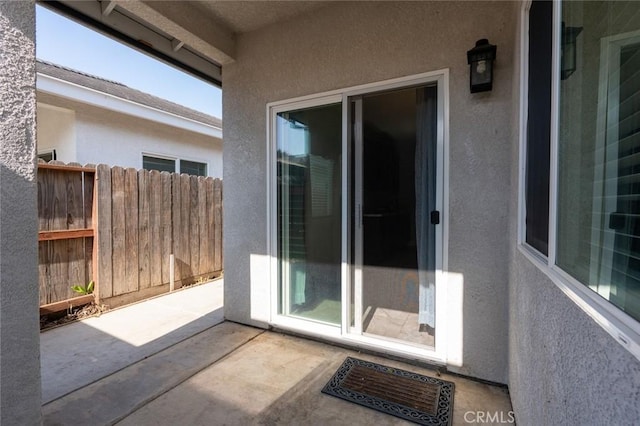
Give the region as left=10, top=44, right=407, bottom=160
left=223, top=1, right=517, bottom=384
left=0, top=1, right=42, bottom=423
left=37, top=93, right=223, bottom=177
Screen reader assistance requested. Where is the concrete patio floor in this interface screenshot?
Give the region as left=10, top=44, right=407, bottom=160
left=41, top=280, right=513, bottom=425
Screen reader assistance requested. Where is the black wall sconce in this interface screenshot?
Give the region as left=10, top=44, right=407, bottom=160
left=561, top=22, right=583, bottom=80
left=467, top=39, right=497, bottom=93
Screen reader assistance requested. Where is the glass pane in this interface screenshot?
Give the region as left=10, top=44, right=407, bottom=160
left=358, top=85, right=437, bottom=347
left=525, top=0, right=552, bottom=255
left=557, top=1, right=640, bottom=322
left=143, top=155, right=175, bottom=173
left=181, top=160, right=207, bottom=176
left=277, top=103, right=342, bottom=325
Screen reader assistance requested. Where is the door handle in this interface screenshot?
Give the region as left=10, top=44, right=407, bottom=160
left=609, top=212, right=626, bottom=230
left=430, top=210, right=440, bottom=225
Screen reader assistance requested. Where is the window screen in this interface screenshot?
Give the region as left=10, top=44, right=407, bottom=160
left=180, top=160, right=207, bottom=176
left=143, top=155, right=175, bottom=173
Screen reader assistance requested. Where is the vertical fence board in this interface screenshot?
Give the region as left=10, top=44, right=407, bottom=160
left=50, top=165, right=70, bottom=301
left=190, top=176, right=200, bottom=279
left=39, top=241, right=50, bottom=305
left=170, top=172, right=181, bottom=283
left=180, top=174, right=192, bottom=283
left=38, top=168, right=52, bottom=231
left=111, top=167, right=126, bottom=296
left=124, top=168, right=139, bottom=294
left=198, top=178, right=207, bottom=275
left=67, top=166, right=85, bottom=291
left=214, top=179, right=223, bottom=271
left=97, top=164, right=113, bottom=299
left=149, top=171, right=162, bottom=286
left=84, top=170, right=95, bottom=291
left=84, top=237, right=93, bottom=293
left=38, top=168, right=52, bottom=304
left=84, top=170, right=95, bottom=229
left=138, top=170, right=151, bottom=289
left=160, top=172, right=172, bottom=285
left=205, top=178, right=215, bottom=274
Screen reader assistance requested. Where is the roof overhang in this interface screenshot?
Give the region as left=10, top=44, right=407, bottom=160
left=39, top=0, right=233, bottom=87
left=38, top=72, right=223, bottom=139
left=38, top=1, right=331, bottom=88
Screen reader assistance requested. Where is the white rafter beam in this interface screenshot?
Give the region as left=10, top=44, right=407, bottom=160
left=114, top=0, right=236, bottom=65
left=101, top=0, right=116, bottom=16
left=171, top=38, right=184, bottom=52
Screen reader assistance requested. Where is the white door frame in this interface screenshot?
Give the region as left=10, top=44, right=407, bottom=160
left=267, top=70, right=451, bottom=364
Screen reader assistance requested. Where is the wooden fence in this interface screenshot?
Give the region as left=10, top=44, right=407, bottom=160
left=38, top=161, right=223, bottom=313
left=38, top=162, right=96, bottom=310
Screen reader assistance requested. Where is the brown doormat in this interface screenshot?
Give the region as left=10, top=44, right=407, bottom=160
left=321, top=357, right=454, bottom=425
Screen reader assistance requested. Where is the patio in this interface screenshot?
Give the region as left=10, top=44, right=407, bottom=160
left=41, top=280, right=512, bottom=425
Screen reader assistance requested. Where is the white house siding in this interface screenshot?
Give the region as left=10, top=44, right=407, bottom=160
left=37, top=93, right=223, bottom=178
left=223, top=1, right=516, bottom=384
left=0, top=0, right=42, bottom=423
left=37, top=102, right=76, bottom=161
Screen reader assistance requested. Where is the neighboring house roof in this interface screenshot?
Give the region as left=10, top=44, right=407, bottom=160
left=36, top=60, right=222, bottom=137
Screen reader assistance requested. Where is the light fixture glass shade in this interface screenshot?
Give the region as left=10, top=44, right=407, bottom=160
left=467, top=39, right=497, bottom=93
left=561, top=23, right=583, bottom=80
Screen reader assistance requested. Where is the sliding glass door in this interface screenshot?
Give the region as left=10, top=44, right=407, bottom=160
left=271, top=72, right=446, bottom=358
left=351, top=85, right=439, bottom=348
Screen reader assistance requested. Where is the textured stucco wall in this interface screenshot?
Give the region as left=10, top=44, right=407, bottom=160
left=508, top=254, right=640, bottom=424
left=507, top=3, right=640, bottom=424
left=37, top=94, right=223, bottom=177
left=223, top=1, right=517, bottom=383
left=0, top=1, right=42, bottom=424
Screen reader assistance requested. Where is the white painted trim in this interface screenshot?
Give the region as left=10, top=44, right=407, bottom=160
left=273, top=319, right=447, bottom=366
left=267, top=102, right=276, bottom=325
left=266, top=70, right=451, bottom=363
left=267, top=94, right=343, bottom=329
left=352, top=97, right=364, bottom=336
left=518, top=244, right=640, bottom=362
left=267, top=69, right=449, bottom=109
left=340, top=95, right=351, bottom=337
left=141, top=152, right=210, bottom=176
left=517, top=0, right=640, bottom=362
left=547, top=0, right=561, bottom=266
left=37, top=73, right=222, bottom=139
left=517, top=0, right=532, bottom=247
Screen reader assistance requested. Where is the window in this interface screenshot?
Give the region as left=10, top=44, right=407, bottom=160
left=180, top=160, right=207, bottom=177
left=557, top=2, right=640, bottom=322
left=521, top=0, right=640, bottom=354
left=143, top=155, right=175, bottom=173
left=142, top=155, right=208, bottom=176
left=524, top=0, right=552, bottom=256
left=38, top=149, right=57, bottom=162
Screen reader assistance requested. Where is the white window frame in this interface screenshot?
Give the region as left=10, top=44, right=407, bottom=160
left=518, top=0, right=640, bottom=361
left=266, top=70, right=454, bottom=365
left=37, top=148, right=57, bottom=162
left=142, top=152, right=177, bottom=173
left=179, top=158, right=208, bottom=177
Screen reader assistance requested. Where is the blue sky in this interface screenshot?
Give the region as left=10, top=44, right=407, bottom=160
left=36, top=5, right=222, bottom=118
